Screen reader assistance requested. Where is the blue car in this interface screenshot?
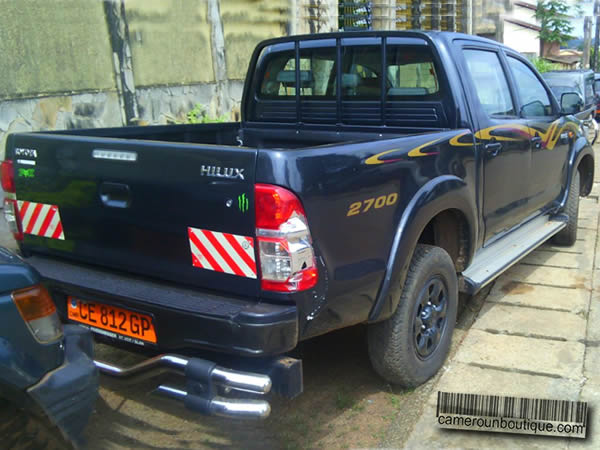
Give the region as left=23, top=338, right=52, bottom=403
left=0, top=246, right=98, bottom=447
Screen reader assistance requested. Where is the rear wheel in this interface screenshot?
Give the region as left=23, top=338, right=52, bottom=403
left=552, top=170, right=580, bottom=246
left=0, top=398, right=70, bottom=450
left=368, top=244, right=458, bottom=387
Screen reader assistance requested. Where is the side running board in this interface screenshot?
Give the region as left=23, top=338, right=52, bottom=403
left=461, top=214, right=567, bottom=295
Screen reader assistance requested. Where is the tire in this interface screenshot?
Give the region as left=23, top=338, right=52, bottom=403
left=0, top=399, right=70, bottom=450
left=552, top=170, right=580, bottom=246
left=367, top=244, right=458, bottom=387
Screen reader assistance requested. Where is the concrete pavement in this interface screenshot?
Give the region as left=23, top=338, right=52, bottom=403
left=401, top=162, right=600, bottom=448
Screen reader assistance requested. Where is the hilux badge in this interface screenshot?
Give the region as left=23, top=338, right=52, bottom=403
left=200, top=165, right=245, bottom=180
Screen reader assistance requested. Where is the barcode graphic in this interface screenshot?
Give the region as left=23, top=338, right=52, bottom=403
left=437, top=392, right=587, bottom=426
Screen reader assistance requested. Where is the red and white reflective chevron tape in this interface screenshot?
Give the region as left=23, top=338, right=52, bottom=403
left=187, top=227, right=257, bottom=279
left=17, top=201, right=65, bottom=240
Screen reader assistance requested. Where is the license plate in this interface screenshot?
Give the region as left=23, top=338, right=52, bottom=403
left=67, top=297, right=157, bottom=344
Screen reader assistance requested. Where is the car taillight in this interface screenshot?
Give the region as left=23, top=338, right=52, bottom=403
left=12, top=285, right=63, bottom=343
left=1, top=160, right=15, bottom=193
left=255, top=184, right=318, bottom=292
left=3, top=199, right=23, bottom=241
left=2, top=160, right=23, bottom=241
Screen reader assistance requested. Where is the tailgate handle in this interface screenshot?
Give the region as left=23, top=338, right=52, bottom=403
left=100, top=182, right=131, bottom=208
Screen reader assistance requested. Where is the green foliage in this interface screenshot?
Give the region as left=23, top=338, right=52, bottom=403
left=186, top=103, right=228, bottom=124
left=335, top=390, right=355, bottom=410
left=535, top=0, right=574, bottom=45
left=388, top=393, right=402, bottom=409
left=529, top=56, right=560, bottom=73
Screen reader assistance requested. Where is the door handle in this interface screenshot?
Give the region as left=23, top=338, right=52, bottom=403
left=484, top=142, right=502, bottom=157
left=530, top=136, right=543, bottom=149
left=99, top=182, right=131, bottom=208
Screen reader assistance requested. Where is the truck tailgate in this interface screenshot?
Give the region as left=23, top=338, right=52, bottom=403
left=10, top=133, right=259, bottom=298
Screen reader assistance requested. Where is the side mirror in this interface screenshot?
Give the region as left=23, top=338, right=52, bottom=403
left=561, top=92, right=584, bottom=115
left=521, top=100, right=546, bottom=117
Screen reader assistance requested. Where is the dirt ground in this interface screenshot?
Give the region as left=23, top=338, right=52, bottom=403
left=83, top=290, right=489, bottom=450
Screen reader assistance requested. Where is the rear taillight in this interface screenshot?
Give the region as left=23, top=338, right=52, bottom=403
left=2, top=160, right=23, bottom=241
left=255, top=184, right=318, bottom=292
left=3, top=199, right=23, bottom=241
left=12, top=285, right=63, bottom=343
left=1, top=160, right=15, bottom=193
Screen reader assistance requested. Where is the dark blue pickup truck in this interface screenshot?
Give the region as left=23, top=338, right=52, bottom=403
left=1, top=31, right=594, bottom=418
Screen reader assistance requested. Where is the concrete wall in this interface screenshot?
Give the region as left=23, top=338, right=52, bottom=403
left=126, top=0, right=215, bottom=86
left=1, top=0, right=330, bottom=203
left=221, top=0, right=291, bottom=80
left=0, top=0, right=300, bottom=161
left=0, top=0, right=116, bottom=99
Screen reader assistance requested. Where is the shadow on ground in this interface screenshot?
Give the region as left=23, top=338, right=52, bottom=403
left=84, top=285, right=491, bottom=450
left=86, top=325, right=411, bottom=449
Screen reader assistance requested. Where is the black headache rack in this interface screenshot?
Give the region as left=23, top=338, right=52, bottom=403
left=242, top=30, right=455, bottom=130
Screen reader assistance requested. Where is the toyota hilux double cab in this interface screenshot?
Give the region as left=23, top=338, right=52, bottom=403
left=1, top=31, right=594, bottom=418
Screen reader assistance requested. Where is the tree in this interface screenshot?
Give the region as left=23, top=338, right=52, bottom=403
left=536, top=0, right=574, bottom=45
left=530, top=56, right=560, bottom=73
left=589, top=47, right=600, bottom=71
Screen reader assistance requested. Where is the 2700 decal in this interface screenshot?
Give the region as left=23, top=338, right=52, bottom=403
left=347, top=193, right=398, bottom=216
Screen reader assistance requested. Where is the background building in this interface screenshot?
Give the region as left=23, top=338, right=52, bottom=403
left=0, top=0, right=585, bottom=163
left=503, top=1, right=540, bottom=58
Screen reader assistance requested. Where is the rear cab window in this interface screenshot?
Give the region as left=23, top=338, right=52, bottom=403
left=260, top=44, right=336, bottom=98
left=259, top=41, right=441, bottom=100
left=341, top=39, right=382, bottom=99
left=386, top=45, right=440, bottom=98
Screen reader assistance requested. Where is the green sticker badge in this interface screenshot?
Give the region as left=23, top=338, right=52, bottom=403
left=238, top=193, right=249, bottom=213
left=18, top=168, right=35, bottom=178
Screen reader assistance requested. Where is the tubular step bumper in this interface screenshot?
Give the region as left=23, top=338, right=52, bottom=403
left=157, top=385, right=271, bottom=419
left=95, top=353, right=302, bottom=419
